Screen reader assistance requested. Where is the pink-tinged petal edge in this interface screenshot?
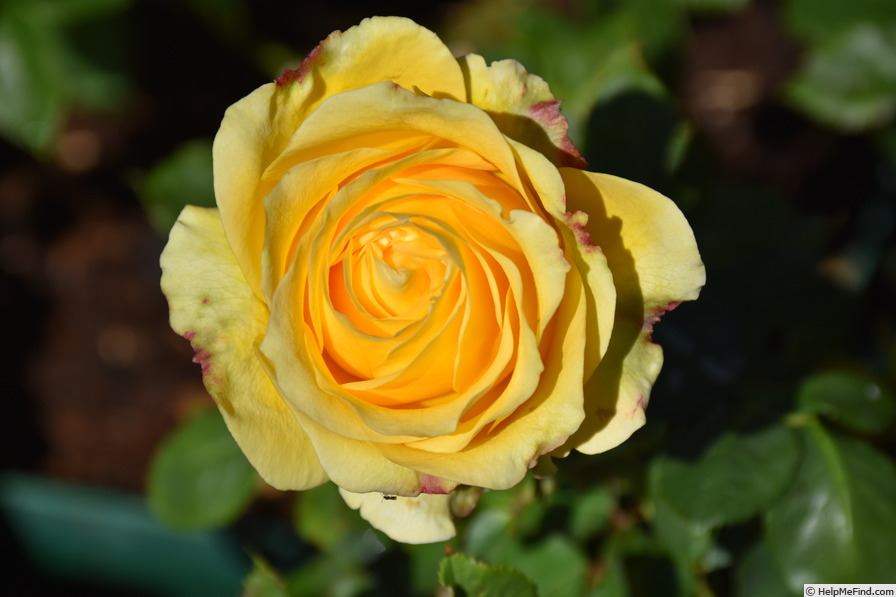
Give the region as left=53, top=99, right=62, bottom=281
left=419, top=474, right=455, bottom=495
left=275, top=36, right=331, bottom=86
left=528, top=100, right=587, bottom=169
left=643, top=302, right=681, bottom=341
left=183, top=330, right=219, bottom=388
left=564, top=210, right=601, bottom=255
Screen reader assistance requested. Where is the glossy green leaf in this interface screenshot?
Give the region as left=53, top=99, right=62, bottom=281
left=650, top=492, right=712, bottom=566
left=797, top=370, right=896, bottom=435
left=651, top=426, right=801, bottom=527
left=141, top=139, right=216, bottom=234
left=148, top=409, right=257, bottom=530
left=734, top=542, right=794, bottom=597
left=765, top=421, right=896, bottom=588
left=438, top=553, right=537, bottom=597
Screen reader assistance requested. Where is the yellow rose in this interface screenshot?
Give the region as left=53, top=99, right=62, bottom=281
left=160, top=16, right=704, bottom=543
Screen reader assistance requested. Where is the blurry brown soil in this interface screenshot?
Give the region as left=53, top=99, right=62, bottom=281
left=1, top=129, right=206, bottom=492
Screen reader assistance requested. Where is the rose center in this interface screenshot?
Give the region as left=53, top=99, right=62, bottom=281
left=343, top=221, right=451, bottom=321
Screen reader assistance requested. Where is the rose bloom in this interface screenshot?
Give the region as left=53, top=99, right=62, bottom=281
left=160, top=16, right=704, bottom=543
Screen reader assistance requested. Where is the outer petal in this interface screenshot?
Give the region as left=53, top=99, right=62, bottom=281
left=505, top=137, right=617, bottom=380
left=558, top=171, right=705, bottom=453
left=160, top=206, right=328, bottom=489
left=214, top=17, right=467, bottom=298
left=339, top=490, right=455, bottom=544
left=274, top=16, right=466, bottom=102
left=459, top=54, right=586, bottom=168
left=285, top=406, right=450, bottom=496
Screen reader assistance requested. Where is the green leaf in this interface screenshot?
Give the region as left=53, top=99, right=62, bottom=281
left=569, top=485, right=615, bottom=541
left=147, top=409, right=257, bottom=530
left=675, top=0, right=749, bottom=12
left=786, top=25, right=896, bottom=131
left=0, top=7, right=66, bottom=153
left=243, top=555, right=288, bottom=597
left=438, top=553, right=538, bottom=597
left=797, top=370, right=896, bottom=435
left=293, top=483, right=361, bottom=552
left=285, top=554, right=372, bottom=597
left=589, top=541, right=630, bottom=597
left=648, top=458, right=716, bottom=596
left=0, top=0, right=131, bottom=154
left=764, top=421, right=896, bottom=588
left=463, top=507, right=521, bottom=563
left=55, top=4, right=132, bottom=111
left=734, top=542, right=794, bottom=597
left=651, top=426, right=801, bottom=527
left=782, top=0, right=896, bottom=44
left=649, top=492, right=712, bottom=566
left=513, top=536, right=588, bottom=597
left=141, top=138, right=217, bottom=234
left=403, top=542, right=448, bottom=596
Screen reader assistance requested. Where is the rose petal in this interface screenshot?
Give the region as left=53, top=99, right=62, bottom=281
left=460, top=54, right=587, bottom=168
left=214, top=17, right=467, bottom=299
left=509, top=138, right=618, bottom=378
left=276, top=16, right=466, bottom=102
left=290, top=409, right=429, bottom=495
left=261, top=81, right=523, bottom=192
left=339, top=489, right=455, bottom=543
left=377, top=265, right=588, bottom=489
left=160, top=206, right=328, bottom=489
left=558, top=170, right=705, bottom=453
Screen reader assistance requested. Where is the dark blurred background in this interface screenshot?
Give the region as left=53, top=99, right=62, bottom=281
left=1, top=0, right=894, bottom=595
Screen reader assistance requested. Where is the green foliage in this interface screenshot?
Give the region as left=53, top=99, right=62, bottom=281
left=651, top=426, right=801, bottom=528
left=569, top=485, right=614, bottom=541
left=0, top=0, right=131, bottom=154
left=797, top=370, right=896, bottom=435
left=444, top=0, right=669, bottom=144
left=675, top=0, right=749, bottom=11
left=734, top=542, right=793, bottom=597
left=140, top=139, right=217, bottom=234
left=147, top=409, right=258, bottom=530
left=439, top=553, right=538, bottom=597
left=783, top=0, right=896, bottom=130
left=765, top=421, right=896, bottom=588
left=786, top=26, right=896, bottom=131
left=284, top=554, right=372, bottom=597
left=243, top=556, right=289, bottom=597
